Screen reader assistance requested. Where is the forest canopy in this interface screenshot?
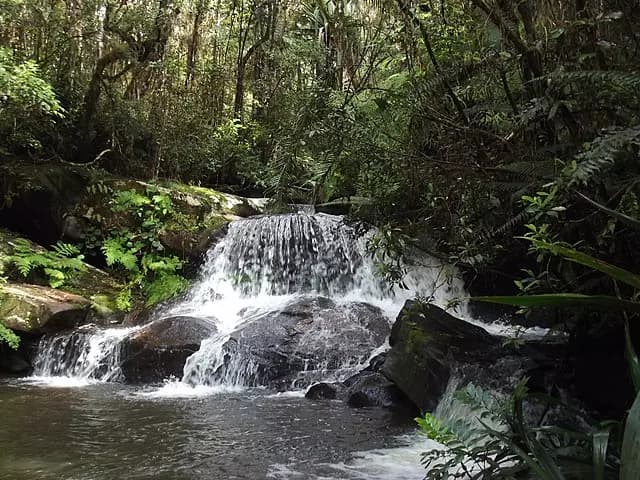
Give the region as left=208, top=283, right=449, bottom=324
left=1, top=0, right=639, bottom=284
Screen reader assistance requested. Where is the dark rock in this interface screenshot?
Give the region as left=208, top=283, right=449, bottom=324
left=0, top=161, right=90, bottom=245
left=217, top=296, right=390, bottom=390
left=121, top=315, right=217, bottom=383
left=346, top=371, right=414, bottom=410
left=382, top=300, right=500, bottom=412
left=0, top=343, right=31, bottom=374
left=306, top=382, right=344, bottom=400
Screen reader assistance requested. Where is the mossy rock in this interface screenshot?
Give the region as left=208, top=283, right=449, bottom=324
left=66, top=177, right=268, bottom=260
left=0, top=283, right=91, bottom=333
left=382, top=301, right=500, bottom=412
left=0, top=228, right=123, bottom=313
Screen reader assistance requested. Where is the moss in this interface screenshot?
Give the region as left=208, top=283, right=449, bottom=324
left=0, top=228, right=123, bottom=313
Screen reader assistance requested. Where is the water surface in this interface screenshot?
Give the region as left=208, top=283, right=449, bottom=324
left=0, top=380, right=431, bottom=480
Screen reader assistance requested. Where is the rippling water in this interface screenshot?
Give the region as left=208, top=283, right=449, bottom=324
left=0, top=379, right=435, bottom=480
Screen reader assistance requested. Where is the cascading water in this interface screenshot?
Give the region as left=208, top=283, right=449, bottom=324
left=161, top=212, right=469, bottom=392
left=27, top=212, right=469, bottom=389
left=32, top=326, right=136, bottom=383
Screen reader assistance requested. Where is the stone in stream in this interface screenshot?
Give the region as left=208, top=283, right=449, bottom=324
left=207, top=296, right=390, bottom=390
left=306, top=353, right=416, bottom=412
left=381, top=300, right=500, bottom=412
left=381, top=300, right=572, bottom=414
left=121, top=315, right=217, bottom=383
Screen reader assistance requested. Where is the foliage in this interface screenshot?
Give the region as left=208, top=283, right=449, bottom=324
left=622, top=392, right=640, bottom=480
left=0, top=322, right=19, bottom=350
left=417, top=381, right=620, bottom=480
left=6, top=238, right=85, bottom=288
left=0, top=265, right=19, bottom=349
left=99, top=187, right=189, bottom=308
left=0, top=46, right=63, bottom=151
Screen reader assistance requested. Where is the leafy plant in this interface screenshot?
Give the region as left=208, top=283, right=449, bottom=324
left=418, top=381, right=620, bottom=480
left=0, top=46, right=63, bottom=151
left=100, top=187, right=189, bottom=308
left=6, top=238, right=86, bottom=288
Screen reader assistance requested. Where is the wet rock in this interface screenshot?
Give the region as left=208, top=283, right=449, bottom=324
left=0, top=283, right=92, bottom=333
left=0, top=343, right=31, bottom=374
left=306, top=382, right=345, bottom=400
left=217, top=296, right=390, bottom=390
left=121, top=315, right=217, bottom=383
left=346, top=372, right=413, bottom=409
left=381, top=300, right=501, bottom=412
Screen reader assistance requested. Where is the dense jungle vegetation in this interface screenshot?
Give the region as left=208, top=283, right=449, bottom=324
left=2, top=0, right=640, bottom=478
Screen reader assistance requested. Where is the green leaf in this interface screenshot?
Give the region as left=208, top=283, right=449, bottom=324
left=530, top=240, right=640, bottom=290
left=473, top=294, right=640, bottom=314
left=625, top=319, right=640, bottom=394
left=0, top=322, right=20, bottom=350
left=621, top=392, right=640, bottom=480
left=592, top=425, right=611, bottom=480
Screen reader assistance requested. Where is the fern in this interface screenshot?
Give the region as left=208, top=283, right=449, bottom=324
left=102, top=237, right=140, bottom=272
left=6, top=238, right=86, bottom=288
left=0, top=322, right=20, bottom=350
left=144, top=273, right=188, bottom=306
left=550, top=70, right=640, bottom=94
left=567, top=125, right=640, bottom=186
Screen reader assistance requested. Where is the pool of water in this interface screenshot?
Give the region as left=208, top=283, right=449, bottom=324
left=0, top=379, right=435, bottom=480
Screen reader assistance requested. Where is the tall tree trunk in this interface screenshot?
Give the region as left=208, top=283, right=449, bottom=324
left=186, top=0, right=206, bottom=88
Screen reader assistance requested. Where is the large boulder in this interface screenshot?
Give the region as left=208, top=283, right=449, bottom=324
left=0, top=283, right=92, bottom=333
left=120, top=315, right=217, bottom=383
left=205, top=296, right=390, bottom=390
left=381, top=300, right=570, bottom=413
left=381, top=301, right=501, bottom=412
left=0, top=161, right=90, bottom=245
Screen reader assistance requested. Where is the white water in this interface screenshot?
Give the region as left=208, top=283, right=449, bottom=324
left=267, top=434, right=441, bottom=480
left=28, top=212, right=537, bottom=393
left=153, top=212, right=469, bottom=394
left=31, top=326, right=137, bottom=385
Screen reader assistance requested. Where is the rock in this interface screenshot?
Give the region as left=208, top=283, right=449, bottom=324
left=216, top=296, right=390, bottom=390
left=0, top=228, right=124, bottom=313
left=121, top=315, right=217, bottom=383
left=306, top=382, right=344, bottom=400
left=0, top=283, right=92, bottom=333
left=0, top=161, right=267, bottom=264
left=381, top=300, right=500, bottom=412
left=67, top=177, right=267, bottom=261
left=0, top=161, right=90, bottom=245
left=346, top=371, right=414, bottom=409
left=0, top=342, right=31, bottom=374
left=305, top=357, right=416, bottom=412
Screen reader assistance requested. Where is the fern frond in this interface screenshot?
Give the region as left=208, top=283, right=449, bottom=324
left=550, top=70, right=640, bottom=92
left=102, top=237, right=139, bottom=271
left=52, top=241, right=82, bottom=258
left=569, top=125, right=640, bottom=186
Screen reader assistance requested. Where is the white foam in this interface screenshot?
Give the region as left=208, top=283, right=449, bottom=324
left=137, top=380, right=246, bottom=399
left=24, top=376, right=95, bottom=388
left=266, top=390, right=306, bottom=399
left=267, top=434, right=441, bottom=480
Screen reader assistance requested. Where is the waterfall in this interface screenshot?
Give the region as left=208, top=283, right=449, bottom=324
left=28, top=212, right=469, bottom=390
left=162, top=212, right=468, bottom=391
left=32, top=327, right=136, bottom=383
